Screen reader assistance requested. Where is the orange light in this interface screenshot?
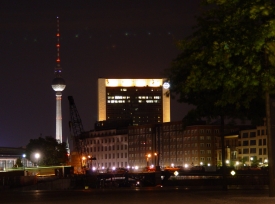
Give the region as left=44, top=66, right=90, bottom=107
left=56, top=34, right=60, bottom=36
left=56, top=44, right=60, bottom=47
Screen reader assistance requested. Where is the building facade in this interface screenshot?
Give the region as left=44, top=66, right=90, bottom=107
left=237, top=126, right=268, bottom=166
left=80, top=122, right=265, bottom=170
left=128, top=122, right=241, bottom=168
left=97, top=78, right=170, bottom=125
left=81, top=129, right=129, bottom=170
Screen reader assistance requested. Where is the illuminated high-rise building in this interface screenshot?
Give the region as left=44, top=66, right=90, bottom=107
left=51, top=17, right=66, bottom=142
left=98, top=78, right=170, bottom=125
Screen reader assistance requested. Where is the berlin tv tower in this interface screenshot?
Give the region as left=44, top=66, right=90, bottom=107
left=51, top=16, right=66, bottom=143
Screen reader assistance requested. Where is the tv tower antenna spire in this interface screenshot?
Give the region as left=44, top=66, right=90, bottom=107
left=51, top=16, right=66, bottom=143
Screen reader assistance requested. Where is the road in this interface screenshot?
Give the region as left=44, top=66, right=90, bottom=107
left=1, top=187, right=275, bottom=204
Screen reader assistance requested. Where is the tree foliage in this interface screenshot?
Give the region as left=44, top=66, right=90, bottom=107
left=26, top=136, right=68, bottom=166
left=166, top=0, right=275, bottom=122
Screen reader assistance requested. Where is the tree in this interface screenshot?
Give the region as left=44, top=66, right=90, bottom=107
left=26, top=136, right=68, bottom=166
left=165, top=0, right=275, bottom=195
left=15, top=158, right=23, bottom=167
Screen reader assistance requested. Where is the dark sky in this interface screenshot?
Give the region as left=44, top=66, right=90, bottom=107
left=0, top=0, right=200, bottom=147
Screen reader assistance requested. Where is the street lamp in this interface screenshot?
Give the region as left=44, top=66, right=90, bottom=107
left=154, top=152, right=157, bottom=166
left=82, top=156, right=86, bottom=167
left=34, top=153, right=40, bottom=167
left=146, top=154, right=151, bottom=167
left=22, top=154, right=26, bottom=170
left=250, top=157, right=254, bottom=166
left=226, top=160, right=229, bottom=166
left=236, top=161, right=239, bottom=169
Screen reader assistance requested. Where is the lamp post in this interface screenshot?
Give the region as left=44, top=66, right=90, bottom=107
left=22, top=154, right=26, bottom=170
left=250, top=157, right=254, bottom=167
left=34, top=153, right=40, bottom=167
left=226, top=160, right=229, bottom=166
left=82, top=156, right=86, bottom=167
left=154, top=153, right=157, bottom=166
left=146, top=154, right=151, bottom=167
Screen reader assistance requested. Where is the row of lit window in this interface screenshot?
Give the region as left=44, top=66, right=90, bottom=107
left=138, top=96, right=161, bottom=99
left=183, top=150, right=212, bottom=154
left=84, top=145, right=128, bottom=152
left=86, top=137, right=127, bottom=145
left=101, top=153, right=128, bottom=159
left=92, top=162, right=128, bottom=168
left=107, top=99, right=160, bottom=103
left=108, top=96, right=131, bottom=99
left=138, top=100, right=160, bottom=103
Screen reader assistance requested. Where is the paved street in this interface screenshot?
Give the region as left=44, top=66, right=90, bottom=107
left=1, top=187, right=275, bottom=204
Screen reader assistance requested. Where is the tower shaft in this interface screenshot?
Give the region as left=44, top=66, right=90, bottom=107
left=55, top=91, right=63, bottom=142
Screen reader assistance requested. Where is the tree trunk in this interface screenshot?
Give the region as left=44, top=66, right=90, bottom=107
left=220, top=115, right=227, bottom=190
left=265, top=91, right=275, bottom=197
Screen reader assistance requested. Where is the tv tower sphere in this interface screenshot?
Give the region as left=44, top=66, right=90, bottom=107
left=52, top=77, right=66, bottom=92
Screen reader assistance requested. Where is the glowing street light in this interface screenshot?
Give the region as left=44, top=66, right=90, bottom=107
left=82, top=156, right=86, bottom=168
left=146, top=154, right=151, bottom=167
left=35, top=153, right=40, bottom=167
left=250, top=157, right=254, bottom=166
left=154, top=152, right=157, bottom=166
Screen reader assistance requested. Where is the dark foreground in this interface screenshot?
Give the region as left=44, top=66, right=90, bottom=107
left=1, top=187, right=275, bottom=204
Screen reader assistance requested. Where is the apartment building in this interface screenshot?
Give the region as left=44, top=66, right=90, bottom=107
left=81, top=129, right=129, bottom=170
left=237, top=126, right=268, bottom=166
left=128, top=121, right=241, bottom=168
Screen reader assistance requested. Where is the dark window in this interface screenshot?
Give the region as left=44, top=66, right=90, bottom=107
left=261, top=130, right=265, bottom=135
left=242, top=133, right=248, bottom=138
left=259, top=139, right=262, bottom=146
left=257, top=130, right=260, bottom=136
left=243, top=149, right=249, bottom=154
left=243, top=141, right=249, bottom=146
left=263, top=139, right=267, bottom=145
left=263, top=148, right=267, bottom=155
left=250, top=148, right=256, bottom=153
left=259, top=148, right=262, bottom=155
left=250, top=132, right=256, bottom=138
left=250, top=140, right=256, bottom=145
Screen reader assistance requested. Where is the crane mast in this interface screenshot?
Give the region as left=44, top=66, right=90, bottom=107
left=68, top=96, right=85, bottom=172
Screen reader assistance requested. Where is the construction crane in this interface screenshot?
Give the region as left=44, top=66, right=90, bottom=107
left=68, top=96, right=86, bottom=173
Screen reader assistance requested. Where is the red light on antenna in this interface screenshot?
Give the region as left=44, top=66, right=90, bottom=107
left=57, top=34, right=60, bottom=37
left=56, top=59, right=60, bottom=62
left=56, top=44, right=60, bottom=47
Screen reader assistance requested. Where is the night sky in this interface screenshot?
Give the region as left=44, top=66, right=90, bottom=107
left=0, top=0, right=200, bottom=147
